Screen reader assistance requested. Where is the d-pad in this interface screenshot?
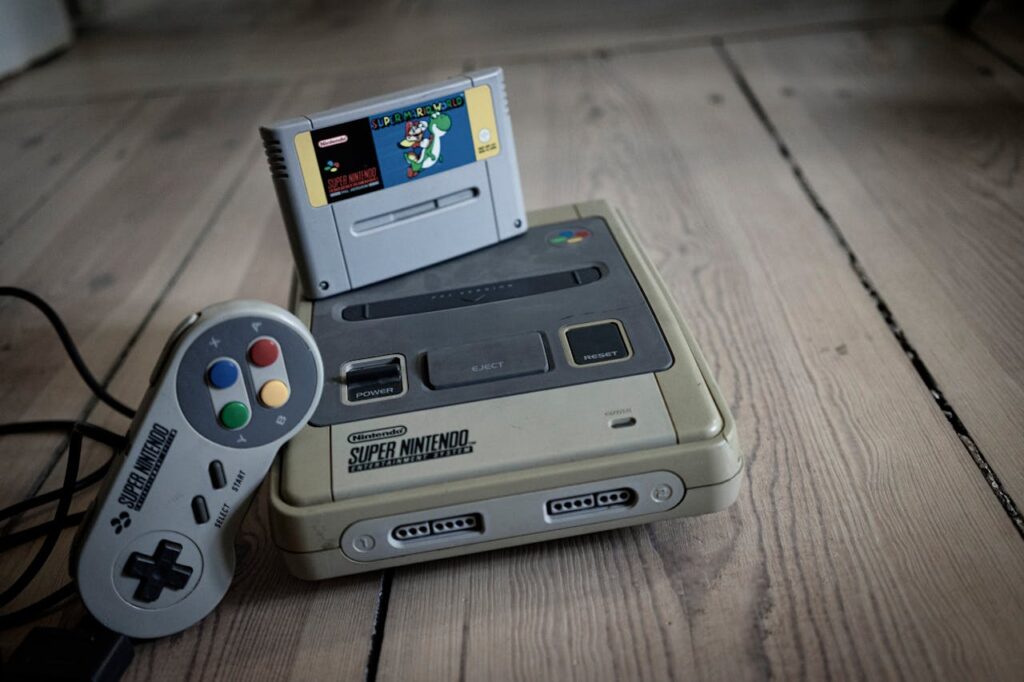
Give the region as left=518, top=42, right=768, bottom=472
left=122, top=539, right=194, bottom=603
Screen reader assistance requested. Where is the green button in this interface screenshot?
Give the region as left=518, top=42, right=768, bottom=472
left=219, top=401, right=249, bottom=430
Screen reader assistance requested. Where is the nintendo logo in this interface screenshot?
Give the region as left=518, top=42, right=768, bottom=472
left=348, top=425, right=407, bottom=444
left=318, top=135, right=349, bottom=148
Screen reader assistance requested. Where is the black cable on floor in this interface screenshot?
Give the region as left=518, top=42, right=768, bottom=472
left=0, top=287, right=136, bottom=419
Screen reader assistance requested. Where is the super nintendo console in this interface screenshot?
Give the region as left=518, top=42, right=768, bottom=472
left=63, top=70, right=741, bottom=640
left=270, top=200, right=743, bottom=580
left=74, top=301, right=323, bottom=638
left=261, top=67, right=526, bottom=300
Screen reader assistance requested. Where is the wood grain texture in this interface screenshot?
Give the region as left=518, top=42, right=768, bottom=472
left=0, top=88, right=287, bottom=519
left=374, top=48, right=1024, bottom=681
left=0, top=0, right=942, bottom=104
left=0, top=101, right=135, bottom=238
left=1, top=4, right=1022, bottom=679
left=729, top=26, right=1024, bottom=508
left=0, top=67, right=460, bottom=678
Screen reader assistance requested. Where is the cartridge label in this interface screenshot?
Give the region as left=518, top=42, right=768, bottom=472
left=304, top=85, right=499, bottom=206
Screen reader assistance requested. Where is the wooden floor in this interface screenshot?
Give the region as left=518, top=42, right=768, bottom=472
left=2, top=1, right=1023, bottom=679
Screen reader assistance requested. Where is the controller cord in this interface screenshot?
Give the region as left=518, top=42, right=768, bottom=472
left=0, top=287, right=136, bottom=631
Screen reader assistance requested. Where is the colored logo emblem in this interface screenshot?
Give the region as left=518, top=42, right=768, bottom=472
left=323, top=160, right=340, bottom=173
left=548, top=228, right=591, bottom=246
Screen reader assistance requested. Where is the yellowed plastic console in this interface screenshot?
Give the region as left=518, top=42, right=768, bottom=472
left=269, top=200, right=742, bottom=580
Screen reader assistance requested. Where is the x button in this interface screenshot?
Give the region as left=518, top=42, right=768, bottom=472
left=122, top=539, right=194, bottom=603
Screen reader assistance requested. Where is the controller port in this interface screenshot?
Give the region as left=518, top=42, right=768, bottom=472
left=430, top=514, right=481, bottom=535
left=547, top=488, right=636, bottom=516
left=547, top=493, right=596, bottom=515
left=391, top=513, right=483, bottom=542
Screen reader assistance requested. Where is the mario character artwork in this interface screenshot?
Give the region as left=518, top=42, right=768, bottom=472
left=398, top=112, right=451, bottom=178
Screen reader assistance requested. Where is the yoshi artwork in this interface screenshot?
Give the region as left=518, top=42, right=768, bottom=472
left=398, top=112, right=451, bottom=178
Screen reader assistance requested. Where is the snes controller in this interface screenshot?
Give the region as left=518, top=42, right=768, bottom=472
left=73, top=301, right=323, bottom=638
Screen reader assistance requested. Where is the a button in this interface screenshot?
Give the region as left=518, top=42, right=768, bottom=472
left=219, top=401, right=249, bottom=429
left=259, top=379, right=290, bottom=408
left=427, top=332, right=549, bottom=389
left=122, top=540, right=194, bottom=603
left=191, top=496, right=210, bottom=524
left=207, top=359, right=238, bottom=389
left=249, top=338, right=279, bottom=367
left=209, top=461, right=227, bottom=489
left=344, top=358, right=404, bottom=403
left=565, top=322, right=630, bottom=366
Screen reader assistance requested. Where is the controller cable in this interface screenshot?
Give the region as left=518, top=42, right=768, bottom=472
left=0, top=287, right=135, bottom=639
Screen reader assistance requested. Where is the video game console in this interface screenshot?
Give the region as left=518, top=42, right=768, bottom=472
left=73, top=301, right=323, bottom=638
left=65, top=72, right=742, bottom=639
left=269, top=200, right=743, bottom=580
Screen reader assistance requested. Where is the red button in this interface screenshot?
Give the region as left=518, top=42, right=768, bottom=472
left=249, top=338, right=279, bottom=367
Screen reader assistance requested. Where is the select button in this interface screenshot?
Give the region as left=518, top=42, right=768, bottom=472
left=427, top=332, right=549, bottom=389
left=565, top=321, right=630, bottom=366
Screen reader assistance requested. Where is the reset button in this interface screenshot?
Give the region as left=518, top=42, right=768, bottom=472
left=564, top=321, right=631, bottom=366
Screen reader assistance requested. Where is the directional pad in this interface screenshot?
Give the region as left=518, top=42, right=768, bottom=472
left=122, top=540, right=194, bottom=603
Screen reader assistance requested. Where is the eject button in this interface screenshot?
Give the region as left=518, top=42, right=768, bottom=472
left=427, top=332, right=549, bottom=389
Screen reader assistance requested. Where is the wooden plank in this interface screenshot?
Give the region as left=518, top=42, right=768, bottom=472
left=730, top=26, right=1024, bottom=508
left=374, top=48, right=1024, bottom=680
left=0, top=67, right=460, bottom=677
left=0, top=0, right=942, bottom=104
left=0, top=87, right=288, bottom=516
left=0, top=86, right=294, bottom=658
left=0, top=100, right=135, bottom=239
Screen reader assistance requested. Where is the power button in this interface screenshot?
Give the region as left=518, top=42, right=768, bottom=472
left=341, top=356, right=406, bottom=404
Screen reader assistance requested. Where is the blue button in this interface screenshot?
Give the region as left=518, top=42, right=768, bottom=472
left=207, top=359, right=238, bottom=389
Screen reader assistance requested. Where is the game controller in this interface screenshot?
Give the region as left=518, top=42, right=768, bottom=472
left=73, top=301, right=323, bottom=638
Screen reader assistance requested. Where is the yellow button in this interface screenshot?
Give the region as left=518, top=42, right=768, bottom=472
left=259, top=380, right=289, bottom=408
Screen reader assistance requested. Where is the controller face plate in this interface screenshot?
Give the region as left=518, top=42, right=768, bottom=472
left=176, top=316, right=320, bottom=448
left=74, top=301, right=323, bottom=639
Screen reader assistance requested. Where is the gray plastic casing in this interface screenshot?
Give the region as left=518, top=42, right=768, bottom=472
left=269, top=201, right=744, bottom=581
left=73, top=301, right=323, bottom=638
left=260, top=67, right=527, bottom=299
left=307, top=214, right=674, bottom=426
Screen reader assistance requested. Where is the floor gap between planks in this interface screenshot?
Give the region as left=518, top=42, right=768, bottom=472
left=713, top=38, right=1024, bottom=541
